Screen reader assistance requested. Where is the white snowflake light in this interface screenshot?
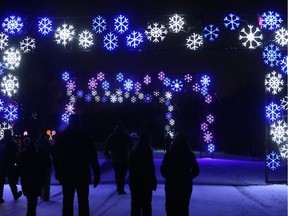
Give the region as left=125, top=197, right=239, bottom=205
left=206, top=114, right=214, bottom=124
left=92, top=16, right=107, bottom=34
left=266, top=151, right=281, bottom=170
left=280, top=56, right=288, bottom=74
left=203, top=24, right=220, bottom=42
left=169, top=14, right=185, bottom=33
left=79, top=30, right=94, bottom=49
left=239, top=25, right=263, bottom=49
left=186, top=33, right=203, bottom=50
left=65, top=103, right=75, bottom=115
left=280, top=144, right=288, bottom=159
left=55, top=24, right=75, bottom=46
left=20, top=36, right=36, bottom=53
left=193, top=83, right=200, bottom=92
left=103, top=32, right=118, bottom=51
left=66, top=80, right=76, bottom=92
left=114, top=15, right=129, bottom=34
left=264, top=71, right=284, bottom=94
left=0, top=32, right=9, bottom=50
left=203, top=131, right=213, bottom=143
left=145, top=22, right=168, bottom=43
left=4, top=104, right=18, bottom=122
left=158, top=71, right=165, bottom=81
left=266, top=102, right=281, bottom=121
left=97, top=72, right=105, bottom=81
left=201, top=122, right=208, bottom=131
left=1, top=73, right=19, bottom=97
left=270, top=120, right=288, bottom=144
left=274, top=27, right=288, bottom=47
left=280, top=96, right=288, bottom=111
left=123, top=79, right=133, bottom=91
left=200, top=75, right=211, bottom=87
left=126, top=31, right=143, bottom=48
left=38, top=17, right=53, bottom=35
left=3, top=47, right=21, bottom=70
left=223, top=13, right=240, bottom=30
left=184, top=74, right=192, bottom=82
left=0, top=122, right=13, bottom=140
left=207, top=144, right=215, bottom=153
left=88, top=78, right=98, bottom=90
left=205, top=94, right=212, bottom=104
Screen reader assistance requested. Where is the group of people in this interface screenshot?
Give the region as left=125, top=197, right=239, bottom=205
left=0, top=113, right=200, bottom=216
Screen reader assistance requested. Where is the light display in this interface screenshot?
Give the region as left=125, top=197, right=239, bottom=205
left=114, top=15, right=129, bottom=34
left=270, top=120, right=288, bottom=145
left=0, top=32, right=8, bottom=50
left=0, top=122, right=13, bottom=140
left=184, top=74, right=192, bottom=82
left=203, top=24, right=220, bottom=42
left=143, top=75, right=151, bottom=85
left=186, top=33, right=203, bottom=50
left=274, top=27, right=288, bottom=46
left=0, top=63, right=4, bottom=76
left=266, top=102, right=281, bottom=121
left=20, top=36, right=36, bottom=53
left=264, top=71, right=284, bottom=95
left=262, top=44, right=282, bottom=67
left=38, top=17, right=53, bottom=35
left=266, top=151, right=281, bottom=170
left=1, top=73, right=19, bottom=97
left=103, top=32, right=118, bottom=51
left=169, top=14, right=185, bottom=33
left=280, top=56, right=288, bottom=74
left=239, top=25, right=263, bottom=49
left=145, top=22, right=168, bottom=43
left=55, top=24, right=75, bottom=46
left=261, top=11, right=283, bottom=30
left=280, top=96, right=288, bottom=110
left=223, top=13, right=240, bottom=30
left=171, top=79, right=183, bottom=92
left=207, top=143, right=215, bottom=153
left=92, top=16, right=107, bottom=34
left=3, top=47, right=21, bottom=70
left=4, top=104, right=18, bottom=122
left=2, top=16, right=23, bottom=35
left=79, top=30, right=94, bottom=49
left=280, top=144, right=288, bottom=159
left=126, top=31, right=144, bottom=48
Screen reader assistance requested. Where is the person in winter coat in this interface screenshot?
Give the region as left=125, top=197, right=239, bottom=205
left=160, top=132, right=200, bottom=216
left=104, top=122, right=132, bottom=194
left=17, top=137, right=45, bottom=216
left=36, top=132, right=53, bottom=201
left=129, top=131, right=157, bottom=216
left=53, top=114, right=100, bottom=216
left=0, top=129, right=22, bottom=203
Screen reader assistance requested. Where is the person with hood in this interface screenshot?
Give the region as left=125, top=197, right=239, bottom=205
left=17, top=137, right=45, bottom=216
left=129, top=131, right=157, bottom=216
left=160, top=132, right=200, bottom=216
left=104, top=122, right=132, bottom=194
left=53, top=114, right=100, bottom=216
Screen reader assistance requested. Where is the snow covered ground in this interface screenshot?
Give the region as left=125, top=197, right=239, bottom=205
left=0, top=151, right=287, bottom=216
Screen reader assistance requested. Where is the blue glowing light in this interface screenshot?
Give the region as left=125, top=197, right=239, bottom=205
left=144, top=94, right=153, bottom=103
left=61, top=113, right=70, bottom=123
left=92, top=16, right=107, bottom=34
left=163, top=78, right=171, bottom=87
left=261, top=11, right=283, bottom=30
left=200, top=75, right=211, bottom=87
left=4, top=104, right=18, bottom=122
left=223, top=13, right=240, bottom=30
left=114, top=15, right=129, bottom=34
left=2, top=15, right=24, bottom=34
left=203, top=24, right=220, bottom=42
left=62, top=71, right=70, bottom=81
left=171, top=79, right=183, bottom=92
left=126, top=31, right=144, bottom=48
left=38, top=17, right=53, bottom=35
left=76, top=90, right=84, bottom=98
left=207, top=143, right=215, bottom=153
left=266, top=102, right=281, bottom=121
left=103, top=32, right=118, bottom=51
left=102, top=81, right=110, bottom=90
left=280, top=56, right=288, bottom=74
left=266, top=151, right=281, bottom=170
left=263, top=44, right=282, bottom=67
left=123, top=79, right=133, bottom=91
left=116, top=73, right=124, bottom=82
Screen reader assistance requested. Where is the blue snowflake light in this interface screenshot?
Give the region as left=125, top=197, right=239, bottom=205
left=92, top=16, right=107, bottom=34
left=0, top=63, right=4, bottom=76
left=2, top=15, right=23, bottom=35
left=163, top=77, right=171, bottom=87
left=38, top=17, right=53, bottom=35
left=76, top=89, right=84, bottom=98
left=261, top=11, right=283, bottom=30
left=144, top=94, right=153, bottom=103
left=116, top=73, right=124, bottom=82
left=126, top=31, right=143, bottom=48
left=266, top=102, right=281, bottom=121
left=223, top=13, right=240, bottom=30
left=200, top=75, right=211, bottom=87
left=123, top=79, right=133, bottom=91
left=4, top=104, right=18, bottom=122
left=114, top=15, right=129, bottom=34
left=103, top=32, right=118, bottom=51
left=102, top=81, right=110, bottom=90
left=280, top=56, right=288, bottom=74
left=266, top=151, right=281, bottom=170
left=62, top=71, right=70, bottom=82
left=203, top=24, right=220, bottom=42
left=207, top=144, right=215, bottom=153
left=171, top=79, right=183, bottom=92
left=262, top=44, right=281, bottom=67
left=61, top=113, right=70, bottom=123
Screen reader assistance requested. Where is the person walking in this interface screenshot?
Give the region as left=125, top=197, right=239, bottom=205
left=104, top=122, right=132, bottom=194
left=160, top=132, right=200, bottom=216
left=53, top=114, right=100, bottom=216
left=36, top=132, right=53, bottom=201
left=0, top=129, right=22, bottom=203
left=17, top=137, right=45, bottom=216
left=129, top=131, right=157, bottom=216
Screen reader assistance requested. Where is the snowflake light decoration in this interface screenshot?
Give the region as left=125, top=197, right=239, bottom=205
left=0, top=99, right=4, bottom=111
left=62, top=71, right=70, bottom=82
left=92, top=16, right=107, bottom=34
left=205, top=94, right=212, bottom=104
left=280, top=56, right=288, bottom=74
left=88, top=78, right=97, bottom=90
left=203, top=24, right=220, bottom=42
left=280, top=96, right=288, bottom=111
left=184, top=74, right=192, bottom=82
left=3, top=47, right=21, bottom=70
left=169, top=14, right=185, bottom=33
left=201, top=86, right=208, bottom=96
left=264, top=71, right=284, bottom=94
left=171, top=79, right=183, bottom=92
left=163, top=77, right=171, bottom=87
left=0, top=122, right=13, bottom=140
left=206, top=114, right=214, bottom=124
left=102, top=81, right=109, bottom=90
left=126, top=31, right=143, bottom=48
left=203, top=131, right=213, bottom=143
left=223, top=13, right=240, bottom=30
left=38, top=17, right=53, bottom=35
left=201, top=122, right=208, bottom=131
left=4, top=104, right=18, bottom=122
left=158, top=71, right=165, bottom=81
left=165, top=91, right=172, bottom=100
left=200, top=75, right=211, bottom=87
left=270, top=120, right=288, bottom=144
left=123, top=79, right=133, bottom=91
left=207, top=144, right=215, bottom=153
left=0, top=32, right=8, bottom=50
left=134, top=82, right=141, bottom=92
left=280, top=144, right=288, bottom=159
left=76, top=89, right=84, bottom=98
left=20, top=36, right=36, bottom=53
left=85, top=93, right=92, bottom=102
left=2, top=16, right=23, bottom=34
left=61, top=113, right=70, bottom=123
left=144, top=94, right=153, bottom=103
left=103, top=32, right=118, bottom=51
left=239, top=25, right=263, bottom=49
left=79, top=30, right=94, bottom=49
left=55, top=24, right=75, bottom=46
left=266, top=151, right=281, bottom=170
left=145, top=22, right=168, bottom=43
left=1, top=73, right=19, bottom=97
left=143, top=75, right=151, bottom=85
left=261, top=11, right=283, bottom=30
left=65, top=103, right=75, bottom=115
left=116, top=73, right=124, bottom=82
left=66, top=80, right=76, bottom=92
left=186, top=33, right=203, bottom=50
left=192, top=83, right=200, bottom=92
left=266, top=102, right=281, bottom=121
left=114, top=15, right=129, bottom=34
left=0, top=63, right=3, bottom=76
left=274, top=27, right=288, bottom=47
left=262, top=44, right=281, bottom=67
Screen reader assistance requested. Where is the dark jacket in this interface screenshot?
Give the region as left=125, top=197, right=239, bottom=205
left=53, top=126, right=100, bottom=185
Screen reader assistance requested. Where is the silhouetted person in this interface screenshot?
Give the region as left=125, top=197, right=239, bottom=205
left=129, top=132, right=157, bottom=216
left=53, top=114, right=100, bottom=216
left=160, top=132, right=200, bottom=216
left=104, top=122, right=132, bottom=194
left=0, top=129, right=22, bottom=203
left=36, top=132, right=53, bottom=201
left=164, top=132, right=173, bottom=152
left=17, top=137, right=45, bottom=216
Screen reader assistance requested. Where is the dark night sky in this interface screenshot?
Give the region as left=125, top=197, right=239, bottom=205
left=0, top=0, right=287, bottom=155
